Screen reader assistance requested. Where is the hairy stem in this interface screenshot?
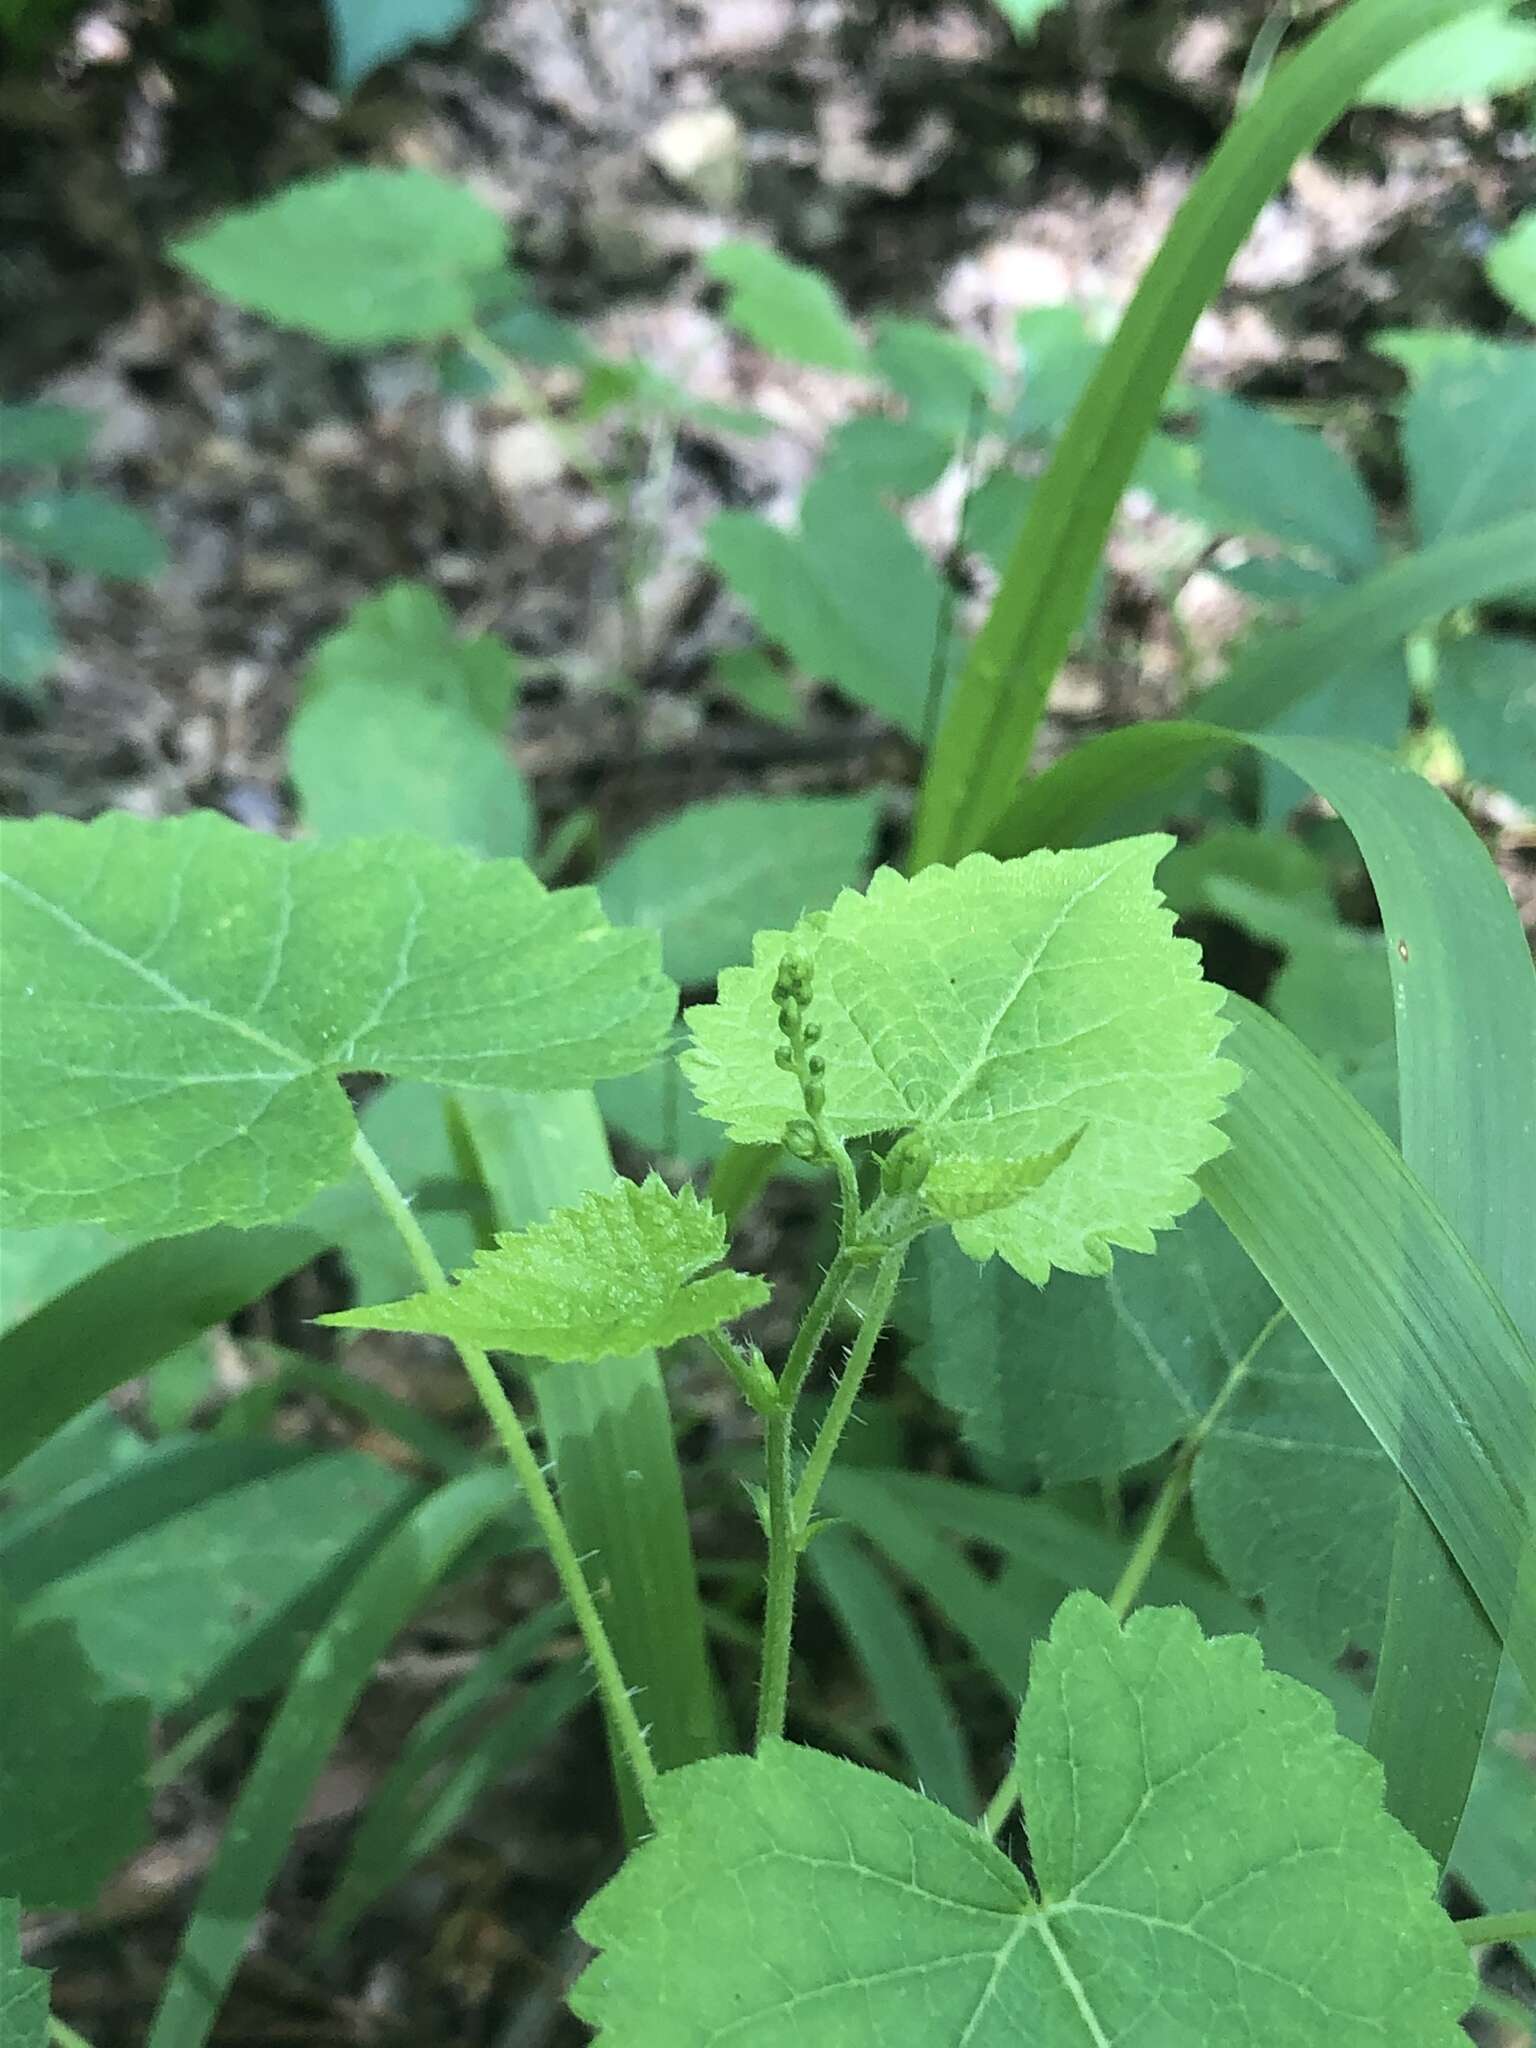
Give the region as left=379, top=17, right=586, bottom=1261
left=792, top=1249, right=906, bottom=1530
left=755, top=1402, right=798, bottom=1747
left=777, top=1249, right=857, bottom=1416
left=349, top=1130, right=658, bottom=1808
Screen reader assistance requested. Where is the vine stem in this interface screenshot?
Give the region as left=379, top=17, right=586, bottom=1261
left=792, top=1248, right=906, bottom=1530
left=1457, top=1909, right=1536, bottom=1949
left=755, top=1402, right=797, bottom=1748
left=349, top=1130, right=658, bottom=1810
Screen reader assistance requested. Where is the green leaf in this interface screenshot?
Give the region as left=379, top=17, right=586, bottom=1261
left=908, top=1198, right=1396, bottom=1657
left=7, top=1443, right=417, bottom=1713
left=146, top=1467, right=527, bottom=2048
left=326, top=0, right=476, bottom=89
left=911, top=0, right=1501, bottom=867
left=0, top=811, right=673, bottom=1236
left=0, top=566, right=56, bottom=695
left=0, top=401, right=95, bottom=467
left=1487, top=209, right=1536, bottom=320
left=989, top=0, right=1067, bottom=32
left=820, top=414, right=951, bottom=497
left=1362, top=3, right=1536, bottom=103
left=0, top=1897, right=50, bottom=2048
left=599, top=792, right=880, bottom=986
left=706, top=471, right=948, bottom=740
left=703, top=242, right=865, bottom=371
left=0, top=1602, right=150, bottom=1909
left=1188, top=391, right=1381, bottom=575
left=573, top=1595, right=1471, bottom=2044
left=1256, top=648, right=1411, bottom=824
left=1436, top=632, right=1536, bottom=809
left=920, top=1132, right=1085, bottom=1223
left=869, top=317, right=994, bottom=438
left=0, top=489, right=166, bottom=579
left=327, top=1174, right=767, bottom=1359
left=709, top=646, right=803, bottom=729
left=1404, top=348, right=1536, bottom=546
left=0, top=1220, right=121, bottom=1335
left=171, top=169, right=505, bottom=347
left=684, top=839, right=1238, bottom=1281
left=289, top=582, right=529, bottom=857
left=1453, top=1661, right=1536, bottom=1967
left=597, top=1051, right=726, bottom=1167
left=336, top=1080, right=478, bottom=1303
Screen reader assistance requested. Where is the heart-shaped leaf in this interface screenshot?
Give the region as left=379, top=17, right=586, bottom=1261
left=0, top=812, right=674, bottom=1237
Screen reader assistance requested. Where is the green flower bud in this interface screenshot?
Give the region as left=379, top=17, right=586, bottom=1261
left=774, top=1044, right=794, bottom=1070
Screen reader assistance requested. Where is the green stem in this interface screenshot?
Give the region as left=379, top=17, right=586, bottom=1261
left=791, top=1249, right=906, bottom=1530
left=1457, top=1909, right=1536, bottom=1949
left=349, top=1130, right=658, bottom=1809
left=148, top=1710, right=232, bottom=1791
left=49, top=2023, right=96, bottom=2048
left=458, top=325, right=613, bottom=501
left=778, top=1250, right=857, bottom=1417
left=755, top=1401, right=798, bottom=1748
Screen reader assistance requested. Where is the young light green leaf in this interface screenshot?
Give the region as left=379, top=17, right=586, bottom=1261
left=0, top=811, right=674, bottom=1236
left=290, top=582, right=529, bottom=857
left=921, top=1131, right=1084, bottom=1223
left=0, top=566, right=56, bottom=696
left=171, top=168, right=505, bottom=346
left=907, top=1197, right=1397, bottom=1656
left=573, top=1594, right=1470, bottom=2044
left=0, top=401, right=96, bottom=467
left=685, top=838, right=1238, bottom=1281
left=1436, top=632, right=1536, bottom=810
left=1362, top=3, right=1536, bottom=103
left=599, top=791, right=880, bottom=986
left=704, top=241, right=866, bottom=371
left=1487, top=209, right=1536, bottom=320
left=327, top=0, right=475, bottom=90
left=0, top=1603, right=150, bottom=1909
left=0, top=1898, right=49, bottom=2048
left=325, top=1174, right=767, bottom=1360
left=706, top=471, right=948, bottom=740
left=0, top=490, right=166, bottom=579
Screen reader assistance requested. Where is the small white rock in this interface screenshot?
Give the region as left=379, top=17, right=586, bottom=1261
left=646, top=105, right=743, bottom=208
left=486, top=418, right=568, bottom=496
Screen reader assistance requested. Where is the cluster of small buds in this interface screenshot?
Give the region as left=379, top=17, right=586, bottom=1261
left=773, top=949, right=827, bottom=1125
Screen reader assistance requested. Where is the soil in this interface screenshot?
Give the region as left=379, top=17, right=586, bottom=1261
left=4, top=3, right=1533, bottom=2042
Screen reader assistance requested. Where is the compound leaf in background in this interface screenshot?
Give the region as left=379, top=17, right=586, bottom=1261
left=327, top=0, right=477, bottom=90
left=819, top=414, right=951, bottom=497
left=704, top=241, right=865, bottom=371
left=1436, top=632, right=1536, bottom=809
left=706, top=470, right=948, bottom=739
left=0, top=402, right=96, bottom=467
left=685, top=838, right=1237, bottom=1281
left=1362, top=3, right=1536, bottom=104
left=0, top=491, right=166, bottom=580
left=573, top=1595, right=1469, bottom=2044
left=1487, top=209, right=1536, bottom=320
left=1188, top=391, right=1381, bottom=576
left=0, top=812, right=674, bottom=1236
left=0, top=1602, right=150, bottom=1909
left=0, top=566, right=56, bottom=696
left=907, top=1197, right=1397, bottom=1656
left=598, top=791, right=881, bottom=986
left=327, top=1174, right=767, bottom=1359
left=1403, top=346, right=1536, bottom=545
left=5, top=1441, right=417, bottom=1713
left=0, top=1898, right=49, bottom=2048
left=171, top=169, right=505, bottom=347
left=290, top=582, right=529, bottom=857
left=869, top=317, right=995, bottom=439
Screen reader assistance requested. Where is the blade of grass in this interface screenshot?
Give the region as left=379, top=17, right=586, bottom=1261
left=146, top=1468, right=529, bottom=2048
left=989, top=512, right=1536, bottom=857
left=911, top=0, right=1501, bottom=869
left=451, top=1089, right=722, bottom=1810
left=805, top=1526, right=974, bottom=1816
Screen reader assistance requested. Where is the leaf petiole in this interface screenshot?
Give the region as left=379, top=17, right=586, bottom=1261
left=348, top=1129, right=659, bottom=1810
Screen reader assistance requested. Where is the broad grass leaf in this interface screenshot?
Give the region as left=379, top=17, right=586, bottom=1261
left=908, top=1199, right=1396, bottom=1656
left=599, top=791, right=880, bottom=986
left=0, top=812, right=673, bottom=1236
left=1436, top=633, right=1536, bottom=809
left=326, top=1174, right=767, bottom=1359
left=573, top=1595, right=1470, bottom=2044
left=289, top=582, right=529, bottom=857
left=171, top=168, right=505, bottom=346
left=1453, top=1661, right=1536, bottom=1967
left=684, top=839, right=1238, bottom=1281
left=706, top=472, right=948, bottom=739
left=0, top=566, right=55, bottom=695
left=0, top=1897, right=49, bottom=2048
left=0, top=490, right=166, bottom=579
left=0, top=1603, right=150, bottom=1909
left=0, top=402, right=95, bottom=467
left=704, top=242, right=865, bottom=371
